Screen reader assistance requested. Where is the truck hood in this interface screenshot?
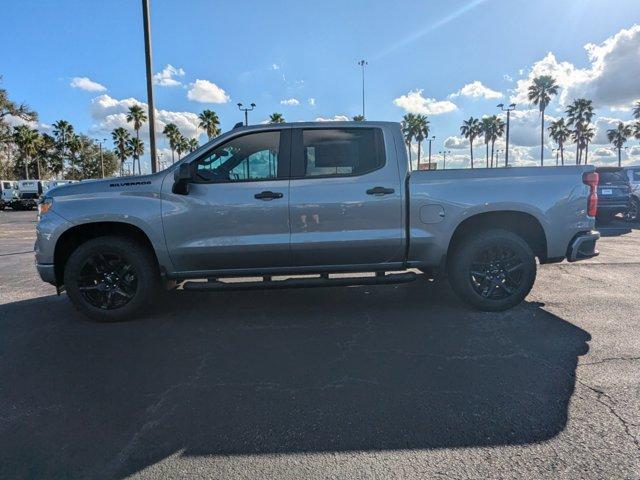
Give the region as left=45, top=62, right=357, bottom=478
left=46, top=173, right=163, bottom=198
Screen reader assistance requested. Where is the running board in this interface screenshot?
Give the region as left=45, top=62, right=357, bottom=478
left=182, top=272, right=417, bottom=292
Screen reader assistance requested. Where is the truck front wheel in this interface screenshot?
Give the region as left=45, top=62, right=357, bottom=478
left=448, top=229, right=536, bottom=312
left=64, top=236, right=160, bottom=322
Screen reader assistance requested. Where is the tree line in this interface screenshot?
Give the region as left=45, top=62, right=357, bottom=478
left=402, top=75, right=640, bottom=169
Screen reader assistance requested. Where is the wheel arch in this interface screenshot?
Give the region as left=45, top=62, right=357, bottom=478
left=54, top=221, right=159, bottom=285
left=446, top=210, right=548, bottom=269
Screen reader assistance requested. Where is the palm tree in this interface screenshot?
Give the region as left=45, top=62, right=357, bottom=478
left=269, top=113, right=285, bottom=124
left=401, top=114, right=417, bottom=167
left=187, top=137, right=199, bottom=152
left=162, top=123, right=180, bottom=163
left=486, top=116, right=505, bottom=168
left=413, top=114, right=430, bottom=170
left=126, top=137, right=144, bottom=174
left=111, top=127, right=131, bottom=176
left=352, top=115, right=365, bottom=122
left=52, top=120, right=74, bottom=176
left=480, top=117, right=493, bottom=168
left=126, top=105, right=147, bottom=174
left=13, top=125, right=40, bottom=179
left=581, top=126, right=595, bottom=164
left=198, top=109, right=221, bottom=140
left=528, top=75, right=559, bottom=165
left=607, top=122, right=632, bottom=167
left=175, top=135, right=189, bottom=160
left=566, top=98, right=594, bottom=165
left=66, top=134, right=83, bottom=179
left=548, top=118, right=571, bottom=166
left=460, top=117, right=481, bottom=169
left=633, top=101, right=640, bottom=120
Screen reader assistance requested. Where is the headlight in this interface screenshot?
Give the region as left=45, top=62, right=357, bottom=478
left=38, top=197, right=53, bottom=217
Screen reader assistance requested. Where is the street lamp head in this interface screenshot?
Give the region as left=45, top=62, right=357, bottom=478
left=237, top=103, right=243, bottom=108
left=250, top=103, right=256, bottom=108
left=497, top=103, right=504, bottom=109
left=431, top=135, right=435, bottom=140
left=509, top=103, right=516, bottom=109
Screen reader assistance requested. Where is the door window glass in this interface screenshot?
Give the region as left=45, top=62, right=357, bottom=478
left=195, top=131, right=280, bottom=182
left=301, top=128, right=384, bottom=178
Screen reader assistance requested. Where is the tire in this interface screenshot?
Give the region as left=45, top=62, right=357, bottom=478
left=627, top=198, right=639, bottom=223
left=64, top=236, right=161, bottom=322
left=448, top=229, right=537, bottom=312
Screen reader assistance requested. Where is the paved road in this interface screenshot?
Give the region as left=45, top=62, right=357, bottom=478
left=0, top=210, right=638, bottom=480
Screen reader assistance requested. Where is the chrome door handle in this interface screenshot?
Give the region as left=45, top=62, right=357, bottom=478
left=366, top=186, right=395, bottom=195
left=254, top=191, right=283, bottom=200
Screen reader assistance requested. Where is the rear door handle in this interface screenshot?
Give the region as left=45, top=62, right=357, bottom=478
left=366, top=186, right=395, bottom=195
left=254, top=191, right=283, bottom=200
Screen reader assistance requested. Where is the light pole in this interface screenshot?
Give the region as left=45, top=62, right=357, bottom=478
left=497, top=103, right=516, bottom=167
left=237, top=102, right=256, bottom=126
left=496, top=149, right=503, bottom=167
left=357, top=60, right=368, bottom=119
left=427, top=136, right=435, bottom=169
left=142, top=0, right=158, bottom=173
left=98, top=138, right=106, bottom=178
left=438, top=150, right=451, bottom=170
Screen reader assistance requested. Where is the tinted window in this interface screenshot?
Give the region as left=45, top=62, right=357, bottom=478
left=2, top=182, right=11, bottom=189
left=598, top=170, right=628, bottom=183
left=301, top=128, right=384, bottom=178
left=629, top=169, right=640, bottom=182
left=195, top=131, right=280, bottom=183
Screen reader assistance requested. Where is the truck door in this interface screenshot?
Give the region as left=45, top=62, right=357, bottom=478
left=161, top=129, right=292, bottom=273
left=288, top=126, right=404, bottom=267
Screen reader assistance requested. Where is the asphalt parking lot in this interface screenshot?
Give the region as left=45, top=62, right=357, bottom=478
left=0, top=210, right=638, bottom=480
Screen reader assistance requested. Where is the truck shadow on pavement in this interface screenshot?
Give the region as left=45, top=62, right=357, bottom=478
left=0, top=279, right=590, bottom=479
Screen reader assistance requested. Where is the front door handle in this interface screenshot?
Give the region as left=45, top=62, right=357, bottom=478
left=254, top=191, right=283, bottom=200
left=366, top=186, right=395, bottom=195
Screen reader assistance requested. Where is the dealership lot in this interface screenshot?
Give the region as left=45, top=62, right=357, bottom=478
left=0, top=210, right=638, bottom=479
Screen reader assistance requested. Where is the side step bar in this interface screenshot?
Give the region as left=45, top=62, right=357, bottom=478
left=182, top=272, right=417, bottom=292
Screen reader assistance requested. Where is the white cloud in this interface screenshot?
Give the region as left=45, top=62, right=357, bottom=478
left=503, top=74, right=513, bottom=82
left=70, top=76, right=107, bottom=92
left=271, top=64, right=280, bottom=70
left=449, top=81, right=502, bottom=100
left=444, top=136, right=470, bottom=149
left=393, top=89, right=457, bottom=115
left=511, top=25, right=640, bottom=109
left=315, top=115, right=350, bottom=122
left=187, top=79, right=230, bottom=104
left=308, top=97, right=316, bottom=106
left=90, top=94, right=201, bottom=140
left=280, top=98, right=300, bottom=106
left=153, top=64, right=185, bottom=87
left=593, top=147, right=615, bottom=158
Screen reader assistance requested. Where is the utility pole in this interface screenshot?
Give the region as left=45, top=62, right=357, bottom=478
left=98, top=139, right=106, bottom=178
left=142, top=0, right=158, bottom=173
left=439, top=150, right=451, bottom=170
left=237, top=102, right=256, bottom=126
left=357, top=60, right=368, bottom=119
left=497, top=103, right=516, bottom=167
left=427, top=136, right=435, bottom=169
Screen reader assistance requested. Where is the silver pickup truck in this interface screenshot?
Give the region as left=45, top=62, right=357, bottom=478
left=35, top=121, right=600, bottom=321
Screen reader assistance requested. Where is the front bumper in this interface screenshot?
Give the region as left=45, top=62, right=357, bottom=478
left=36, top=262, right=56, bottom=285
left=567, top=230, right=600, bottom=262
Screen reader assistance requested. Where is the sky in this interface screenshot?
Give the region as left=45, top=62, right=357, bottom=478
left=2, top=0, right=640, bottom=172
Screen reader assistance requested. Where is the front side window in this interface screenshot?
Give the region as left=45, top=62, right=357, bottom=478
left=195, top=131, right=280, bottom=183
left=301, top=128, right=384, bottom=178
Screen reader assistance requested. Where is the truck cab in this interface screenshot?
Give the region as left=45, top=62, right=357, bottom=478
left=0, top=180, right=15, bottom=210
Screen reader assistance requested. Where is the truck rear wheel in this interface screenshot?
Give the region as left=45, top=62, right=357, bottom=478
left=448, top=229, right=536, bottom=312
left=64, top=236, right=160, bottom=322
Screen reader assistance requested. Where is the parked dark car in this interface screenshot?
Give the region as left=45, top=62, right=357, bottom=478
left=595, top=167, right=632, bottom=223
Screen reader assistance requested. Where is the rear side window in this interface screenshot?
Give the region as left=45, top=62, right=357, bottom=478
left=598, top=170, right=628, bottom=183
left=299, top=128, right=385, bottom=178
left=629, top=169, right=640, bottom=182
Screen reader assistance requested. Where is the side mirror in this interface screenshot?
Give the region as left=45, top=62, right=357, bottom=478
left=172, top=162, right=192, bottom=195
